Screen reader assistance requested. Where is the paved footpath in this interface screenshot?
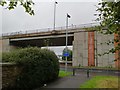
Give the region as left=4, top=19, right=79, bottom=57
left=43, top=72, right=91, bottom=88
left=35, top=72, right=93, bottom=89
left=35, top=71, right=119, bottom=89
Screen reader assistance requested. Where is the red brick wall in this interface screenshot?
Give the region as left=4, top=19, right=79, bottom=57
left=88, top=32, right=95, bottom=66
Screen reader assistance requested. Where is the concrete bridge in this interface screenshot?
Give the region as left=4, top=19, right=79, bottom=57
left=1, top=23, right=118, bottom=68
left=3, top=29, right=76, bottom=47
left=2, top=23, right=97, bottom=50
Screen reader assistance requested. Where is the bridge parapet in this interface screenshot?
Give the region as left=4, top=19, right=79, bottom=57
left=2, top=29, right=88, bottom=39
left=2, top=23, right=99, bottom=38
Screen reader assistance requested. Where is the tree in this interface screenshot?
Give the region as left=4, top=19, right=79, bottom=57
left=96, top=1, right=120, bottom=67
left=62, top=48, right=72, bottom=61
left=0, top=0, right=34, bottom=15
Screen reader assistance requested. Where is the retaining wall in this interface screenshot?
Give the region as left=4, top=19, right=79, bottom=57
left=2, top=63, right=22, bottom=89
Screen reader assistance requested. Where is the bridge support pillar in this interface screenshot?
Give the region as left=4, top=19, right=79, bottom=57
left=0, top=39, right=17, bottom=52
left=73, top=31, right=115, bottom=67
left=0, top=39, right=10, bottom=52
left=73, top=32, right=88, bottom=67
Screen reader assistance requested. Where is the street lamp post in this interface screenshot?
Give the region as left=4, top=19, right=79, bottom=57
left=53, top=1, right=58, bottom=30
left=65, top=13, right=71, bottom=72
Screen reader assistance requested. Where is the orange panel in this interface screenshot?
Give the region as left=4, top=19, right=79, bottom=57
left=114, top=34, right=120, bottom=68
left=88, top=32, right=95, bottom=66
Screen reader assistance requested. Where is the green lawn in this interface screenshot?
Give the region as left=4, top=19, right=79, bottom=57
left=59, top=70, right=72, bottom=77
left=80, top=76, right=119, bottom=88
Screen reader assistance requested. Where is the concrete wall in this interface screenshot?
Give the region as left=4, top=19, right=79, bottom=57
left=96, top=32, right=115, bottom=67
left=0, top=39, right=10, bottom=52
left=73, top=32, right=88, bottom=66
left=73, top=31, right=115, bottom=67
left=0, top=39, right=17, bottom=52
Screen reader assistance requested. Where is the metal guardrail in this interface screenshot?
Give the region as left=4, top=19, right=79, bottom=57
left=2, top=22, right=100, bottom=37
left=73, top=67, right=120, bottom=72
left=72, top=67, right=120, bottom=76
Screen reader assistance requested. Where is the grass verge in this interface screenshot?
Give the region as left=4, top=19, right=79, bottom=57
left=80, top=76, right=119, bottom=88
left=59, top=70, right=72, bottom=77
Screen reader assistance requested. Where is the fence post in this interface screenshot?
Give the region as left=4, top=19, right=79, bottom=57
left=87, top=69, right=90, bottom=78
left=73, top=68, right=75, bottom=76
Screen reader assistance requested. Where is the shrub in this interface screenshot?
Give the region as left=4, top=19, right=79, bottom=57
left=2, top=47, right=59, bottom=89
left=2, top=51, right=19, bottom=63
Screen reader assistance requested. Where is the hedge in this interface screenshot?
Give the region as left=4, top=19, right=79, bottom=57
left=2, top=47, right=59, bottom=89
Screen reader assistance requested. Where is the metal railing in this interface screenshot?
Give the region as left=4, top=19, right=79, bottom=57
left=2, top=22, right=100, bottom=37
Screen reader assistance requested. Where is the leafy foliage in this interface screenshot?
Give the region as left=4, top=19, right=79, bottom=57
left=96, top=1, right=120, bottom=33
left=0, top=0, right=34, bottom=15
left=96, top=1, right=120, bottom=59
left=2, top=50, right=19, bottom=63
left=2, top=47, right=59, bottom=89
left=62, top=48, right=72, bottom=61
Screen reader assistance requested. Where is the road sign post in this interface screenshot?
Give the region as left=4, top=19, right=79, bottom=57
left=63, top=52, right=69, bottom=57
left=65, top=13, right=71, bottom=72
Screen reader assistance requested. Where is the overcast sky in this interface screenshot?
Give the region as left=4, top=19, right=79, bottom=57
left=0, top=0, right=100, bottom=55
left=0, top=0, right=100, bottom=34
